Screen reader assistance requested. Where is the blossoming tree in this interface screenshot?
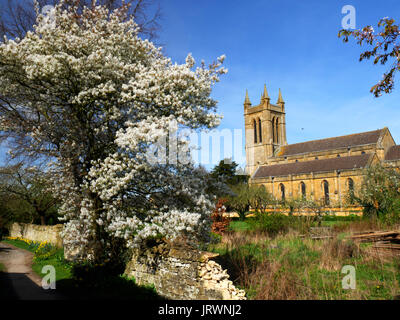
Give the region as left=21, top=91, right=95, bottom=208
left=0, top=0, right=227, bottom=261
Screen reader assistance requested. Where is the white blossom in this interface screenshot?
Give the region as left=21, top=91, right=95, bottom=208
left=0, top=1, right=226, bottom=257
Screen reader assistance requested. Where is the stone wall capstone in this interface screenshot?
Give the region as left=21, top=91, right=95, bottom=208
left=9, top=222, right=63, bottom=247
left=124, top=241, right=246, bottom=300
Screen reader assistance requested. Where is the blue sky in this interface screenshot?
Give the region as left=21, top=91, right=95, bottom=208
left=157, top=0, right=400, bottom=167
left=1, top=0, right=400, bottom=169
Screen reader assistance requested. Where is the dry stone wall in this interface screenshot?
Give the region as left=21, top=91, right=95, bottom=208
left=124, top=242, right=246, bottom=300
left=9, top=222, right=63, bottom=247
left=8, top=223, right=246, bottom=300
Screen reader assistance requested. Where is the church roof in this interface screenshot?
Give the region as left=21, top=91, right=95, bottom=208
left=277, top=129, right=384, bottom=157
left=252, top=154, right=371, bottom=179
left=385, top=145, right=400, bottom=161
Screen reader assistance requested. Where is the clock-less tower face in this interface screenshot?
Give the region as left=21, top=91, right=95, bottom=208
left=244, top=85, right=287, bottom=176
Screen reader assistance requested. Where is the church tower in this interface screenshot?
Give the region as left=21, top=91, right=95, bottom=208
left=244, top=84, right=287, bottom=176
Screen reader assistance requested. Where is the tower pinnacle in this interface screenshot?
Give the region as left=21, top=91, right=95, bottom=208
left=244, top=89, right=251, bottom=105
left=277, top=88, right=284, bottom=104
left=262, top=84, right=269, bottom=100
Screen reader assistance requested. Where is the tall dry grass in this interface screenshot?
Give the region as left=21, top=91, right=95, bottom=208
left=214, top=226, right=400, bottom=300
left=317, top=239, right=360, bottom=271
left=215, top=231, right=318, bottom=299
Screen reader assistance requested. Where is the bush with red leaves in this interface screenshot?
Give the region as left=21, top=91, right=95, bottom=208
left=211, top=198, right=231, bottom=236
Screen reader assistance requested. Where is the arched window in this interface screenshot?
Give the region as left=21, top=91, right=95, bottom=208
left=323, top=180, right=330, bottom=205
left=253, top=119, right=257, bottom=144
left=348, top=178, right=354, bottom=195
left=271, top=117, right=276, bottom=144
left=275, top=117, right=279, bottom=144
left=300, top=182, right=306, bottom=199
left=279, top=183, right=285, bottom=201
left=258, top=118, right=262, bottom=143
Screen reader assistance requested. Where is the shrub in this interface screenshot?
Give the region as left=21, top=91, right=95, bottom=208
left=209, top=232, right=222, bottom=244
left=379, top=198, right=400, bottom=225
left=211, top=198, right=230, bottom=236
left=248, top=213, right=292, bottom=236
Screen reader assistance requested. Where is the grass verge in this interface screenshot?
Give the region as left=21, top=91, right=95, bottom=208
left=1, top=237, right=162, bottom=299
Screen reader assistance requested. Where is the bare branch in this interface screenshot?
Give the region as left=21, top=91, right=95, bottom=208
left=0, top=0, right=162, bottom=41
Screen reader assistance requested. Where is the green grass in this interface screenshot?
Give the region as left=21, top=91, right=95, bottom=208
left=2, top=238, right=36, bottom=252
left=32, top=248, right=73, bottom=282
left=320, top=220, right=351, bottom=227
left=322, top=214, right=362, bottom=222
left=229, top=220, right=252, bottom=232
left=306, top=255, right=400, bottom=300
left=0, top=263, right=5, bottom=272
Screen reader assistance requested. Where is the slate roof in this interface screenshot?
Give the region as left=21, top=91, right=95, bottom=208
left=252, top=154, right=371, bottom=179
left=277, top=129, right=383, bottom=157
left=385, top=145, right=400, bottom=161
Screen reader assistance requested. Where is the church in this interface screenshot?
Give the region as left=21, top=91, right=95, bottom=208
left=244, top=84, right=400, bottom=214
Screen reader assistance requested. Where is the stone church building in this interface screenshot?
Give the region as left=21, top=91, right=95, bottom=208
left=244, top=85, right=400, bottom=214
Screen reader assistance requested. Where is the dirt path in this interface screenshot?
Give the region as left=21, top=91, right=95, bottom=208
left=0, top=242, right=66, bottom=300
